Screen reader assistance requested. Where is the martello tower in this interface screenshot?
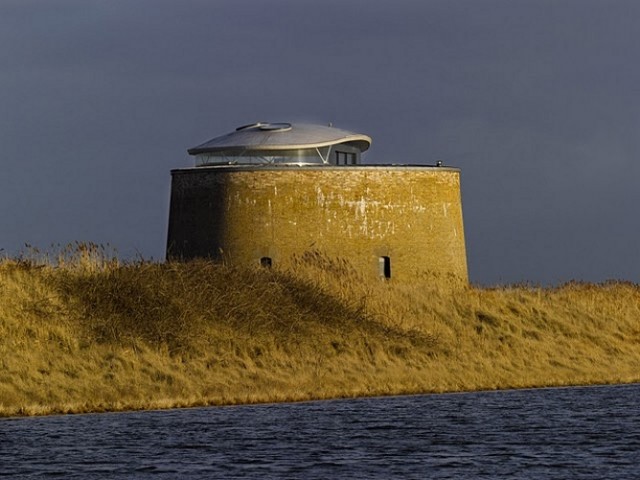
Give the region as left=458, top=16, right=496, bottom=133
left=166, top=122, right=468, bottom=283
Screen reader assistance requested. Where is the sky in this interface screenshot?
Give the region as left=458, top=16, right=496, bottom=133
left=1, top=0, right=639, bottom=285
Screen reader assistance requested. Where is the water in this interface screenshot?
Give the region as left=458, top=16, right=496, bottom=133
left=1, top=384, right=639, bottom=479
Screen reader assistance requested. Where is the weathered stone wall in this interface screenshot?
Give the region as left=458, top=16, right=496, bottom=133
left=167, top=165, right=468, bottom=283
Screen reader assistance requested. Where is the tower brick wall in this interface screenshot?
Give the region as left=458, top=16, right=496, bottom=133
left=167, top=165, right=468, bottom=283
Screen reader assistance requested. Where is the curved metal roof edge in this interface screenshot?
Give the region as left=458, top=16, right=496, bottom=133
left=188, top=135, right=372, bottom=155
left=187, top=123, right=372, bottom=155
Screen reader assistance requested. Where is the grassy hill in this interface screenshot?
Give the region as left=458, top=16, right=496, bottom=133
left=1, top=245, right=639, bottom=416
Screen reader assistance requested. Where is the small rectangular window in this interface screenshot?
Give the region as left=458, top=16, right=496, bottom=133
left=336, top=151, right=356, bottom=165
left=260, top=257, right=272, bottom=268
left=379, top=256, right=391, bottom=279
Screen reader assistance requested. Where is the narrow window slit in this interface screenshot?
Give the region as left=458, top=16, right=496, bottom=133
left=379, top=256, right=391, bottom=279
left=260, top=257, right=272, bottom=268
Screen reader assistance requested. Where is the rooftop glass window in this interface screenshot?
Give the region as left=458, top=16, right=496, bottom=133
left=195, top=147, right=331, bottom=166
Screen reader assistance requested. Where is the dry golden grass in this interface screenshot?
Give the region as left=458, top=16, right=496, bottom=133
left=1, top=244, right=640, bottom=417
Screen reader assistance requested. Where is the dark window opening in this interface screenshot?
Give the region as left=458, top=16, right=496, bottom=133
left=379, top=256, right=391, bottom=279
left=336, top=151, right=356, bottom=165
left=260, top=257, right=272, bottom=268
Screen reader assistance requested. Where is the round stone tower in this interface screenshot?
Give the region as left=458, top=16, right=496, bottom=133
left=167, top=122, right=468, bottom=283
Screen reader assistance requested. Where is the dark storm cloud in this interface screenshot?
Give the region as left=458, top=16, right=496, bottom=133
left=1, top=0, right=639, bottom=283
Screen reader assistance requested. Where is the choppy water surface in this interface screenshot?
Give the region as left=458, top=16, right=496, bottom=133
left=1, top=384, right=639, bottom=479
